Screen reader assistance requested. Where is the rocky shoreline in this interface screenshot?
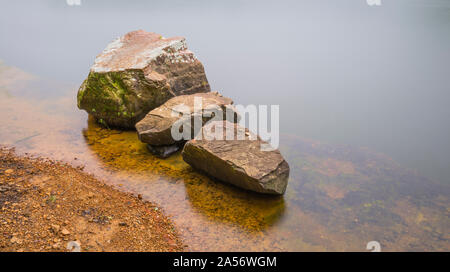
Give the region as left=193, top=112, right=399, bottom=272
left=0, top=147, right=184, bottom=252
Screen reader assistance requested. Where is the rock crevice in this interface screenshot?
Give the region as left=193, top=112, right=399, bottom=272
left=181, top=121, right=289, bottom=195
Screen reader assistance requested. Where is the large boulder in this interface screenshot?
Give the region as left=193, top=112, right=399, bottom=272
left=136, top=92, right=237, bottom=158
left=181, top=121, right=289, bottom=195
left=77, top=30, right=211, bottom=128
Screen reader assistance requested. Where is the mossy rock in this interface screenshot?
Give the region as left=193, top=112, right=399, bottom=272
left=77, top=30, right=211, bottom=128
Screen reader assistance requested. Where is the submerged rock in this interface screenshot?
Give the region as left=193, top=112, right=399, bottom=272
left=77, top=30, right=211, bottom=128
left=136, top=92, right=237, bottom=157
left=146, top=143, right=183, bottom=159
left=181, top=121, right=289, bottom=195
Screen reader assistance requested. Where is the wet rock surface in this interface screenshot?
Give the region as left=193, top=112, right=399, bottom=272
left=77, top=30, right=211, bottom=128
left=136, top=92, right=237, bottom=149
left=182, top=121, right=290, bottom=195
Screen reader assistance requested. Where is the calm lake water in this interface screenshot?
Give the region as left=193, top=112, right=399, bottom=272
left=1, top=0, right=449, bottom=251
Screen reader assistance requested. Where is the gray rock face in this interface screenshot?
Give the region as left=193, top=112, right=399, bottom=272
left=135, top=92, right=237, bottom=148
left=181, top=121, right=289, bottom=195
left=77, top=30, right=211, bottom=128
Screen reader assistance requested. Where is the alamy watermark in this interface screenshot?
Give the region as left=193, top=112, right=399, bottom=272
left=366, top=241, right=381, bottom=252
left=66, top=0, right=81, bottom=6
left=66, top=0, right=380, bottom=7
left=169, top=97, right=280, bottom=151
left=366, top=0, right=382, bottom=6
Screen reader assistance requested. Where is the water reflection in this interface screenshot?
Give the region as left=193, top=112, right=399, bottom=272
left=183, top=170, right=286, bottom=231
left=82, top=116, right=286, bottom=231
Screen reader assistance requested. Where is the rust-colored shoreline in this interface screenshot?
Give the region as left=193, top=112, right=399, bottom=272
left=0, top=146, right=186, bottom=252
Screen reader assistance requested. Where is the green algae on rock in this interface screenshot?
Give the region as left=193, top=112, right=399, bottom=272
left=77, top=30, right=211, bottom=128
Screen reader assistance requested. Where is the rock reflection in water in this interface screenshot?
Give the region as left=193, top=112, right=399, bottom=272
left=82, top=116, right=286, bottom=232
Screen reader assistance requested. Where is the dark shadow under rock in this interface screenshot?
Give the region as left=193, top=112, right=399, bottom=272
left=146, top=143, right=184, bottom=158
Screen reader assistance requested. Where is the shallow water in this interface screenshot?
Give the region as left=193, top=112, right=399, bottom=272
left=1, top=62, right=448, bottom=251
left=1, top=1, right=449, bottom=251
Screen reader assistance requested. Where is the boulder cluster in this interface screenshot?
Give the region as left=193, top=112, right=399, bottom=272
left=77, top=30, right=289, bottom=195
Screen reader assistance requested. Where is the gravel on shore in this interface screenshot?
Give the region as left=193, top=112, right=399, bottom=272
left=0, top=146, right=185, bottom=252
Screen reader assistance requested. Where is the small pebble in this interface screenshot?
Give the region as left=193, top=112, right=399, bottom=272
left=61, top=228, right=70, bottom=235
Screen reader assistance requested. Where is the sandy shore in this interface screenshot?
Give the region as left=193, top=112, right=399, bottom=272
left=0, top=146, right=184, bottom=252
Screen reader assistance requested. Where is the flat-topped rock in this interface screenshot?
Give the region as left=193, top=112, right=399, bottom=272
left=77, top=30, right=210, bottom=128
left=136, top=92, right=237, bottom=148
left=181, top=121, right=289, bottom=195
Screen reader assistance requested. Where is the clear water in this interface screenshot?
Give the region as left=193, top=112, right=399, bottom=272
left=0, top=0, right=449, bottom=251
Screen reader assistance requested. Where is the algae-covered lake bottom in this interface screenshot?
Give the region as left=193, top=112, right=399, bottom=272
left=0, top=63, right=448, bottom=251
